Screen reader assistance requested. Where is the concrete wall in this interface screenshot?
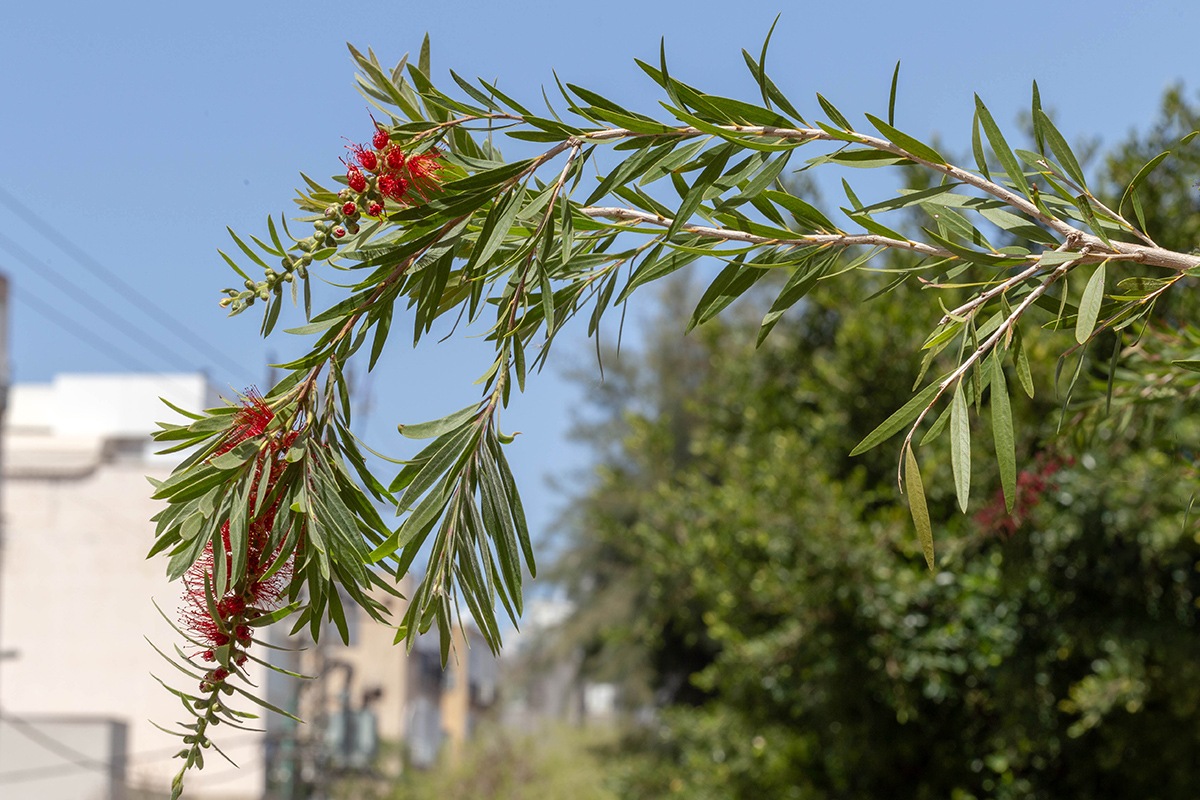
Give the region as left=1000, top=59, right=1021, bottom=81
left=0, top=374, right=263, bottom=799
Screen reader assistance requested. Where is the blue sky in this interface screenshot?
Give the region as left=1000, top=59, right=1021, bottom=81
left=3, top=0, right=1200, bottom=553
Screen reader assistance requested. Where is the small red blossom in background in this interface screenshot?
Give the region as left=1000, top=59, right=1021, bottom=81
left=974, top=453, right=1072, bottom=536
left=180, top=391, right=299, bottom=692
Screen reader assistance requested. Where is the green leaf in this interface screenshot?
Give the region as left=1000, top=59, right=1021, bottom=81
left=210, top=441, right=259, bottom=471
left=398, top=403, right=479, bottom=440
left=850, top=379, right=942, bottom=456
left=1075, top=261, right=1106, bottom=344
left=687, top=258, right=767, bottom=333
left=1031, top=81, right=1046, bottom=155
left=1013, top=326, right=1035, bottom=398
left=904, top=444, right=935, bottom=571
left=1119, top=150, right=1170, bottom=222
left=1171, top=360, right=1200, bottom=372
left=666, top=143, right=736, bottom=240
left=991, top=354, right=1016, bottom=513
left=396, top=425, right=475, bottom=510
left=975, top=96, right=1029, bottom=196
left=888, top=61, right=900, bottom=127
left=761, top=190, right=836, bottom=231
left=227, top=227, right=270, bottom=270
left=1035, top=108, right=1086, bottom=190
left=757, top=250, right=829, bottom=346
left=816, top=93, right=851, bottom=130
left=950, top=382, right=971, bottom=513
left=864, top=113, right=945, bottom=165
left=971, top=110, right=990, bottom=181
left=1073, top=194, right=1112, bottom=247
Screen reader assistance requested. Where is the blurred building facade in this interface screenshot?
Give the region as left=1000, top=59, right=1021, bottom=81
left=0, top=371, right=497, bottom=800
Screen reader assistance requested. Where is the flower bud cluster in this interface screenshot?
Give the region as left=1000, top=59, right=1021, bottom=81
left=220, top=121, right=446, bottom=313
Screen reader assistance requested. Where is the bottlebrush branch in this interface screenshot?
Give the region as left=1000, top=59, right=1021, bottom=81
left=147, top=31, right=1200, bottom=795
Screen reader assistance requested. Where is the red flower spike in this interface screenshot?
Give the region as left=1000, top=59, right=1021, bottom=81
left=213, top=390, right=274, bottom=457
left=347, top=167, right=367, bottom=193
left=180, top=390, right=298, bottom=663
left=373, top=128, right=389, bottom=151
left=377, top=173, right=408, bottom=202
left=368, top=202, right=384, bottom=217
left=404, top=150, right=447, bottom=201
left=347, top=142, right=379, bottom=172
left=384, top=145, right=406, bottom=171
left=342, top=202, right=358, bottom=216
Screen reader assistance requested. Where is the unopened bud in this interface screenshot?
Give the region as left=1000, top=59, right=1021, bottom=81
left=333, top=227, right=346, bottom=238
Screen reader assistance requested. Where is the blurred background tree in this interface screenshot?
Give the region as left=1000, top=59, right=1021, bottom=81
left=543, top=86, right=1200, bottom=800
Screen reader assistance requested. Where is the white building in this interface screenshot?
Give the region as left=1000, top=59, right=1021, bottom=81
left=0, top=372, right=270, bottom=799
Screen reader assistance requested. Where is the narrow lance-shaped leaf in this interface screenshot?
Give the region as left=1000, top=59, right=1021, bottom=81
left=1076, top=261, right=1106, bottom=344
left=975, top=96, right=1029, bottom=196
left=903, top=444, right=935, bottom=571
left=850, top=379, right=942, bottom=456
left=990, top=353, right=1016, bottom=513
left=950, top=382, right=971, bottom=513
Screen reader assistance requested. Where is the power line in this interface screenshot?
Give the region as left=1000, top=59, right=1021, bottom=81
left=0, top=712, right=109, bottom=779
left=0, top=186, right=256, bottom=383
left=0, top=230, right=202, bottom=374
left=7, top=282, right=158, bottom=373
left=0, top=717, right=260, bottom=786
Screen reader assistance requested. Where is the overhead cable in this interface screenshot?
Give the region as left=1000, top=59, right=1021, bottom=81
left=0, top=185, right=256, bottom=383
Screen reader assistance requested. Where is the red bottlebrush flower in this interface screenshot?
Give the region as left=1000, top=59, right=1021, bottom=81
left=181, top=390, right=298, bottom=664
left=347, top=167, right=367, bottom=193
left=342, top=202, right=358, bottom=216
left=404, top=150, right=447, bottom=201
left=384, top=145, right=406, bottom=171
left=974, top=452, right=1066, bottom=536
left=368, top=202, right=384, bottom=217
left=377, top=172, right=408, bottom=202
left=373, top=127, right=390, bottom=151
left=214, top=390, right=273, bottom=457
left=347, top=142, right=379, bottom=172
